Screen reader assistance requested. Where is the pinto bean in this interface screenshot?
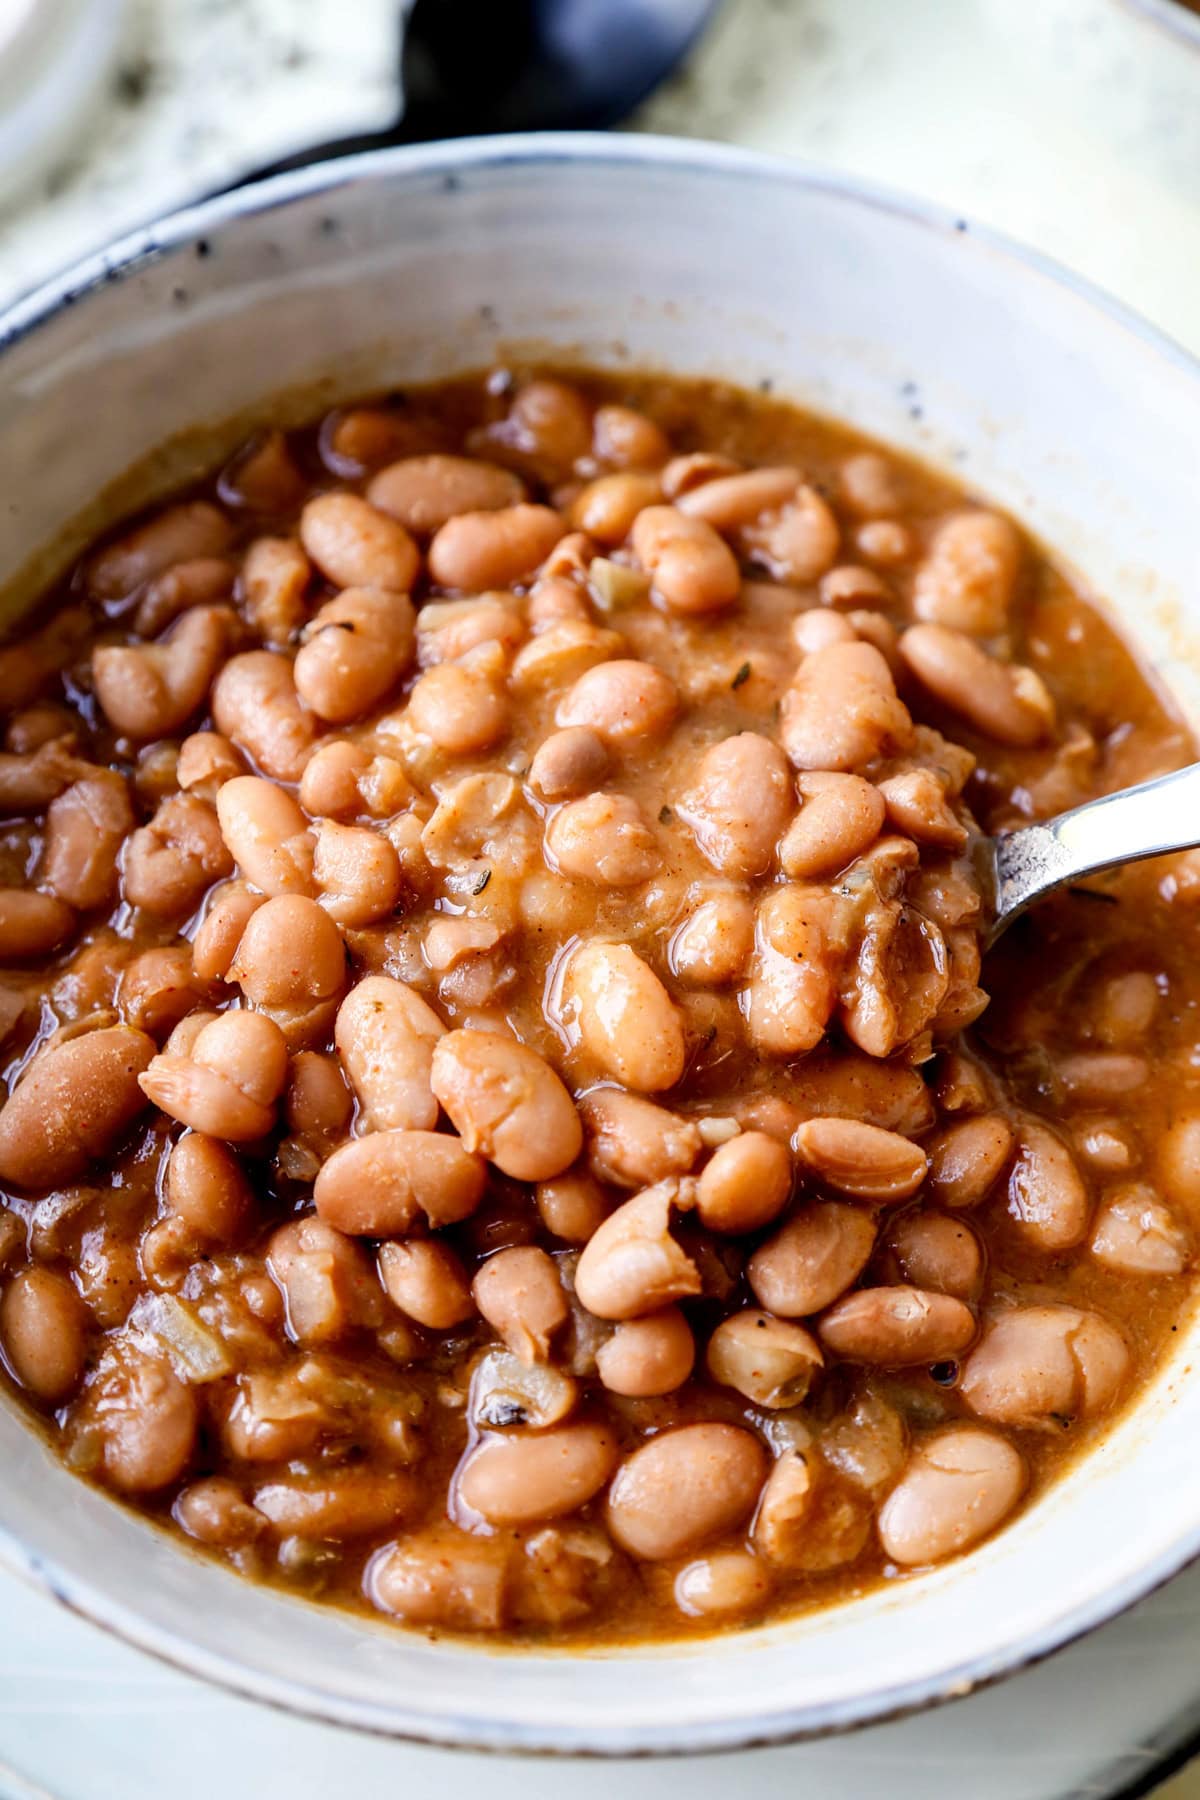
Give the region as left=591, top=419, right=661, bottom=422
left=370, top=1525, right=509, bottom=1629
left=312, top=820, right=404, bottom=928
left=211, top=651, right=315, bottom=782
left=555, top=658, right=679, bottom=745
left=368, top=454, right=525, bottom=534
left=1089, top=1183, right=1190, bottom=1275
left=254, top=1469, right=417, bottom=1540
left=748, top=1202, right=877, bottom=1317
left=227, top=893, right=345, bottom=1046
left=285, top=1049, right=353, bottom=1145
left=316, top=1129, right=485, bottom=1236
left=570, top=471, right=662, bottom=543
left=86, top=502, right=232, bottom=601
left=960, top=1305, right=1130, bottom=1428
left=581, top=1089, right=702, bottom=1190
left=117, top=945, right=210, bottom=1040
left=913, top=511, right=1020, bottom=636
left=267, top=1216, right=383, bottom=1344
left=472, top=1246, right=568, bottom=1364
left=0, top=1266, right=88, bottom=1402
left=378, top=1238, right=476, bottom=1329
left=545, top=792, right=659, bottom=888
left=706, top=1310, right=822, bottom=1406
left=926, top=1113, right=1013, bottom=1208
left=89, top=1343, right=199, bottom=1492
left=0, top=737, right=83, bottom=813
left=607, top=1424, right=766, bottom=1561
left=527, top=726, right=610, bottom=802
left=745, top=884, right=844, bottom=1056
left=573, top=1180, right=700, bottom=1321
left=901, top=624, right=1055, bottom=747
left=587, top=402, right=671, bottom=472
left=455, top=1422, right=618, bottom=1526
left=535, top=1170, right=610, bottom=1242
left=745, top=484, right=840, bottom=583
left=818, top=1286, right=976, bottom=1365
left=299, top=492, right=419, bottom=592
left=406, top=662, right=509, bottom=754
left=781, top=640, right=913, bottom=772
left=164, top=1133, right=253, bottom=1244
left=753, top=1449, right=871, bottom=1571
left=240, top=536, right=311, bottom=647
left=0, top=1026, right=153, bottom=1188
left=431, top=1027, right=582, bottom=1181
left=0, top=889, right=75, bottom=958
left=595, top=1306, right=695, bottom=1397
left=293, top=587, right=415, bottom=724
left=884, top=1212, right=983, bottom=1298
left=778, top=771, right=885, bottom=879
left=93, top=606, right=231, bottom=741
left=1006, top=1119, right=1091, bottom=1250
left=130, top=555, right=234, bottom=638
left=479, top=378, right=593, bottom=478
left=676, top=734, right=792, bottom=879
left=42, top=770, right=134, bottom=910
left=562, top=941, right=685, bottom=1092
left=631, top=505, right=740, bottom=615
left=674, top=1550, right=772, bottom=1618
left=124, top=792, right=233, bottom=916
left=175, top=1477, right=264, bottom=1546
left=176, top=731, right=245, bottom=799
left=878, top=1427, right=1026, bottom=1565
left=669, top=891, right=756, bottom=987
left=676, top=466, right=801, bottom=532
left=335, top=975, right=444, bottom=1132
left=696, top=1131, right=793, bottom=1234
left=191, top=883, right=263, bottom=982
left=216, top=777, right=315, bottom=897
left=140, top=1009, right=288, bottom=1139
left=794, top=1117, right=928, bottom=1203
left=428, top=504, right=565, bottom=592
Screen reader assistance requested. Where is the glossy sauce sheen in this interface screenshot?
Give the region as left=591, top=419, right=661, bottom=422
left=0, top=369, right=1196, bottom=1646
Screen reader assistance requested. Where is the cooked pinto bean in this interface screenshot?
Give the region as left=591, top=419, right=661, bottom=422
left=335, top=975, right=445, bottom=1132
left=960, top=1305, right=1130, bottom=1428
left=0, top=1026, right=154, bottom=1188
left=555, top=658, right=679, bottom=744
left=677, top=733, right=792, bottom=879
left=0, top=889, right=74, bottom=958
left=1090, top=1184, right=1191, bottom=1274
left=473, top=1246, right=568, bottom=1363
left=164, top=1133, right=253, bottom=1245
left=607, top=1424, right=766, bottom=1560
left=124, top=793, right=233, bottom=916
left=595, top=1307, right=695, bottom=1396
left=431, top=1028, right=582, bottom=1180
left=778, top=771, right=885, bottom=879
left=571, top=471, right=662, bottom=543
left=913, top=511, right=1020, bottom=636
left=562, top=941, right=685, bottom=1092
left=267, top=1216, right=383, bottom=1343
left=1, top=1266, right=88, bottom=1402
left=545, top=792, right=659, bottom=887
left=42, top=770, right=135, bottom=910
left=926, top=1113, right=1014, bottom=1208
left=86, top=501, right=232, bottom=601
left=317, top=1128, right=486, bottom=1233
left=94, top=605, right=231, bottom=741
left=140, top=1009, right=288, bottom=1139
left=676, top=465, right=801, bottom=531
left=368, top=454, right=525, bottom=534
left=818, top=1286, right=976, bottom=1365
left=1006, top=1119, right=1091, bottom=1251
left=885, top=1212, right=983, bottom=1299
left=631, top=505, right=740, bottom=615
left=528, top=726, right=610, bottom=801
left=89, top=1344, right=199, bottom=1492
left=592, top=403, right=671, bottom=469
left=706, top=1310, right=822, bottom=1406
left=378, top=1239, right=476, bottom=1329
left=118, top=945, right=210, bottom=1039
left=313, top=819, right=404, bottom=927
left=176, top=730, right=245, bottom=798
left=696, top=1131, right=793, bottom=1234
left=877, top=768, right=968, bottom=849
left=901, top=624, right=1055, bottom=746
left=228, top=892, right=345, bottom=1028
left=674, top=1551, right=772, bottom=1619
left=293, top=587, right=415, bottom=723
left=745, top=484, right=840, bottom=583
left=300, top=492, right=419, bottom=592
left=406, top=662, right=509, bottom=754
left=878, top=1428, right=1026, bottom=1565
left=575, top=1181, right=701, bottom=1319
left=580, top=1089, right=701, bottom=1189
left=781, top=640, right=913, bottom=772
left=748, top=1203, right=877, bottom=1317
left=794, top=1117, right=928, bottom=1203
left=455, top=1423, right=618, bottom=1525
left=217, top=777, right=315, bottom=896
left=670, top=890, right=756, bottom=985
left=536, top=1170, right=611, bottom=1241
left=745, top=884, right=844, bottom=1056
left=429, top=504, right=565, bottom=591
left=239, top=536, right=311, bottom=647
left=254, top=1469, right=417, bottom=1540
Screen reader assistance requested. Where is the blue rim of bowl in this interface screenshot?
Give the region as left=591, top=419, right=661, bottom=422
left=2, top=132, right=1200, bottom=1758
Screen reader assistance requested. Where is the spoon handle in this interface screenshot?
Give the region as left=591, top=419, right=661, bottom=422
left=988, top=760, right=1200, bottom=940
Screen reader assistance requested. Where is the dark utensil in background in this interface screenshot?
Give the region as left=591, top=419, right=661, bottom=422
left=244, top=0, right=722, bottom=183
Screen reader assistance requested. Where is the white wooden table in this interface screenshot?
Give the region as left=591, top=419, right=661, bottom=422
left=4, top=1, right=1200, bottom=1794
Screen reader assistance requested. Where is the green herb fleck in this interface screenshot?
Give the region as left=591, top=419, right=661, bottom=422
left=658, top=805, right=674, bottom=825
left=731, top=661, right=752, bottom=690
left=472, top=868, right=492, bottom=895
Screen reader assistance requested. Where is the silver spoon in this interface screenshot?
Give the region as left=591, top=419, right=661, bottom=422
left=982, top=761, right=1200, bottom=944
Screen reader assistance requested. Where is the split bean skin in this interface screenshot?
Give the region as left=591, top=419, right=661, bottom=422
left=0, top=366, right=1194, bottom=1650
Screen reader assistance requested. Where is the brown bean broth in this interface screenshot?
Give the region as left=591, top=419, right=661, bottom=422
left=0, top=367, right=1196, bottom=1646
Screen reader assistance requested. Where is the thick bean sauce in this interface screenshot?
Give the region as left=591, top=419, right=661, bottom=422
left=0, top=369, right=1196, bottom=1645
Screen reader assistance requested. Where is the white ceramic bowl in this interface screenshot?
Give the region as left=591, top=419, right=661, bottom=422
left=1, top=135, right=1199, bottom=1756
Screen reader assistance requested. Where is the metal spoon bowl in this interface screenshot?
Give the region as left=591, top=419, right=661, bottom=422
left=983, top=760, right=1200, bottom=943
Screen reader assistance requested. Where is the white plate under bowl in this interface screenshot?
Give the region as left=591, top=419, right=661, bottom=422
left=0, top=135, right=1198, bottom=1756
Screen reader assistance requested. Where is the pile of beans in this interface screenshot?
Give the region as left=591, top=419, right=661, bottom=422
left=0, top=368, right=1195, bottom=1643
